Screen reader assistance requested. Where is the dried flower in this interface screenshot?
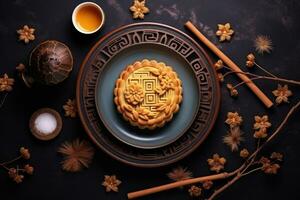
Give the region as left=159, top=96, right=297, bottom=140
left=253, top=115, right=271, bottom=131
left=223, top=126, right=244, bottom=151
left=188, top=185, right=202, bottom=197
left=270, top=152, right=283, bottom=161
left=260, top=157, right=280, bottom=174
left=102, top=175, right=122, bottom=192
left=217, top=73, right=224, bottom=82
left=214, top=60, right=224, bottom=70
left=16, top=63, right=26, bottom=73
left=207, top=154, right=226, bottom=173
left=272, top=84, right=292, bottom=105
left=167, top=166, right=193, bottom=182
left=17, top=25, right=35, bottom=44
left=202, top=180, right=213, bottom=190
left=130, top=0, right=149, bottom=19
left=254, top=35, right=273, bottom=54
left=63, top=99, right=77, bottom=118
left=225, top=112, right=243, bottom=128
left=24, top=164, right=34, bottom=175
left=8, top=168, right=24, bottom=183
left=20, top=147, right=30, bottom=159
left=0, top=74, right=14, bottom=92
left=240, top=148, right=249, bottom=158
left=216, top=23, right=234, bottom=42
left=264, top=163, right=280, bottom=174
left=58, top=139, right=94, bottom=172
left=254, top=128, right=268, bottom=139
left=13, top=174, right=24, bottom=183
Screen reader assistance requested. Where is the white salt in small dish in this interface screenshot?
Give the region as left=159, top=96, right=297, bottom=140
left=29, top=108, right=62, bottom=141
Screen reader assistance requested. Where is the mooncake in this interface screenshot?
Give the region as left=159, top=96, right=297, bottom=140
left=114, top=59, right=182, bottom=129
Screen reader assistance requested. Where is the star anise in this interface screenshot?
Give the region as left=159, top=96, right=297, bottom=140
left=0, top=74, right=14, bottom=92
left=216, top=23, right=234, bottom=42
left=17, top=25, right=35, bottom=44
left=102, top=175, right=122, bottom=192
left=130, top=0, right=149, bottom=19
left=63, top=99, right=77, bottom=118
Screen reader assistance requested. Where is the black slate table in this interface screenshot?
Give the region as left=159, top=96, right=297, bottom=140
left=1, top=0, right=300, bottom=199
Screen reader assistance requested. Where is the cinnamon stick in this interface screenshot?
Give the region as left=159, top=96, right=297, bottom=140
left=185, top=21, right=273, bottom=108
left=127, top=172, right=231, bottom=199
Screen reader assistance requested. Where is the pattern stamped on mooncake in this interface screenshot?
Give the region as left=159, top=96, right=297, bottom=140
left=114, top=59, right=182, bottom=129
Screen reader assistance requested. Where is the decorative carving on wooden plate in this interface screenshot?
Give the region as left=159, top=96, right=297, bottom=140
left=76, top=23, right=220, bottom=167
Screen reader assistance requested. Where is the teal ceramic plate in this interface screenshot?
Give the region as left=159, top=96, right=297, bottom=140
left=95, top=44, right=200, bottom=149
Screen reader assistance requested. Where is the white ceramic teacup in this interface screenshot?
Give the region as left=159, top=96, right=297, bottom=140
left=72, top=2, right=105, bottom=34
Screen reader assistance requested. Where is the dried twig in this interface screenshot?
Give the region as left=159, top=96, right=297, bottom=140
left=207, top=100, right=300, bottom=200
left=0, top=93, right=8, bottom=110
left=127, top=100, right=300, bottom=199
left=222, top=66, right=300, bottom=87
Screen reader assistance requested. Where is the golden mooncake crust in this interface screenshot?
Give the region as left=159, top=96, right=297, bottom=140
left=114, top=59, right=182, bottom=129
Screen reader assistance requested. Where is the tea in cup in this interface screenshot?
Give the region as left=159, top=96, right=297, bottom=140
left=72, top=2, right=105, bottom=34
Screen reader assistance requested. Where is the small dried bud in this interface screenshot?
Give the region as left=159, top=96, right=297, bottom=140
left=217, top=73, right=224, bottom=82
left=246, top=60, right=255, bottom=68
left=202, top=180, right=213, bottom=190
left=226, top=83, right=233, bottom=90
left=226, top=84, right=238, bottom=97
left=230, top=88, right=238, bottom=97
left=240, top=148, right=249, bottom=158
left=260, top=156, right=270, bottom=165
left=8, top=168, right=17, bottom=178
left=16, top=63, right=26, bottom=73
left=247, top=53, right=255, bottom=61
left=20, top=147, right=30, bottom=159
left=24, top=164, right=34, bottom=175
left=214, top=60, right=224, bottom=70
left=188, top=185, right=202, bottom=197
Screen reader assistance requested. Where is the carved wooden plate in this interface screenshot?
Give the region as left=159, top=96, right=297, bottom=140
left=76, top=23, right=221, bottom=167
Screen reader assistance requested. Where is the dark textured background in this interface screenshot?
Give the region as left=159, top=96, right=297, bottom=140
left=1, top=0, right=300, bottom=199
